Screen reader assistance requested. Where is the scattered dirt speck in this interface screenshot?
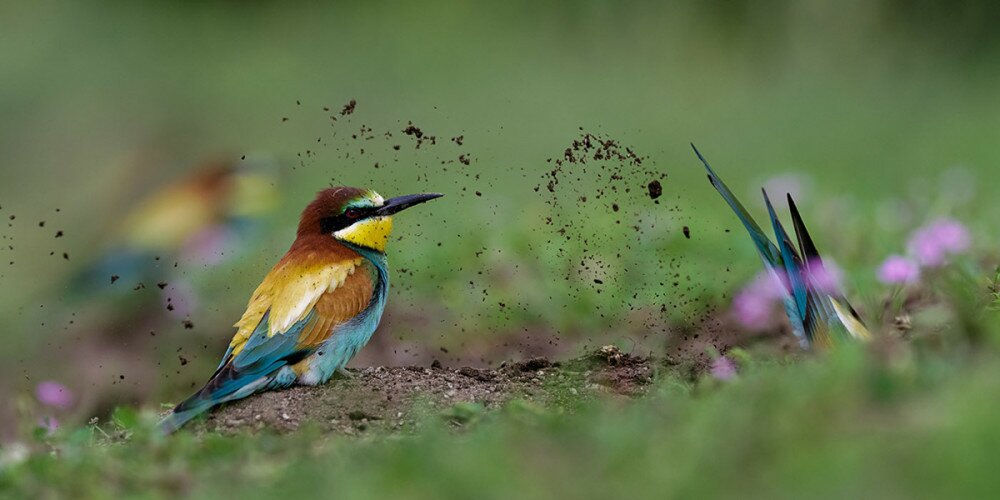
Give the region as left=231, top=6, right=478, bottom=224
left=341, top=99, right=357, bottom=116
left=648, top=180, right=662, bottom=200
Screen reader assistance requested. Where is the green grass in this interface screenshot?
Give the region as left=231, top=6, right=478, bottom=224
left=4, top=1, right=1000, bottom=497
left=6, top=319, right=1000, bottom=499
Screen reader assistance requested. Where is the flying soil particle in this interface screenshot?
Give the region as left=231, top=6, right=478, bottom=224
left=402, top=122, right=436, bottom=148
left=110, top=275, right=120, bottom=284
left=683, top=226, right=691, bottom=239
left=341, top=99, right=357, bottom=116
left=182, top=320, right=194, bottom=329
left=648, top=180, right=662, bottom=200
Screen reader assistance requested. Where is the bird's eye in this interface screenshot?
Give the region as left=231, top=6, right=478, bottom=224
left=345, top=208, right=362, bottom=219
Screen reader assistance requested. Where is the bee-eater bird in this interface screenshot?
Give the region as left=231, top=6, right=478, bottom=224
left=158, top=187, right=442, bottom=433
left=23, top=159, right=278, bottom=419
left=691, top=144, right=871, bottom=349
left=72, top=158, right=278, bottom=298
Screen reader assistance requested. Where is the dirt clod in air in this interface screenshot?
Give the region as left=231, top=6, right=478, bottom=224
left=648, top=180, right=662, bottom=199
left=341, top=99, right=357, bottom=116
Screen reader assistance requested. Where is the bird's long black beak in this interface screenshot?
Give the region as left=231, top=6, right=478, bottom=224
left=376, top=193, right=443, bottom=216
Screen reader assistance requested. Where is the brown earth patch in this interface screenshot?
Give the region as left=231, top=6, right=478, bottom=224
left=192, top=347, right=656, bottom=435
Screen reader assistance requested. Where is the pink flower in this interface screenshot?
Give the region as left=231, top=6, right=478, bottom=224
left=711, top=356, right=737, bottom=381
left=38, top=416, right=59, bottom=435
left=907, top=218, right=971, bottom=267
left=35, top=381, right=73, bottom=410
left=877, top=255, right=921, bottom=285
left=805, top=258, right=843, bottom=294
left=731, top=271, right=785, bottom=330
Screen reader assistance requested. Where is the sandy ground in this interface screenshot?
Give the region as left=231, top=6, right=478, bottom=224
left=194, top=347, right=655, bottom=435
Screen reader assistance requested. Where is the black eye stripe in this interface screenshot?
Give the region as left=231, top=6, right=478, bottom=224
left=319, top=206, right=375, bottom=233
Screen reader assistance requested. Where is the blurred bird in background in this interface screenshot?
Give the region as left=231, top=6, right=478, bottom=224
left=70, top=157, right=278, bottom=305
left=693, top=145, right=871, bottom=349
left=40, top=156, right=280, bottom=418
left=159, top=187, right=442, bottom=433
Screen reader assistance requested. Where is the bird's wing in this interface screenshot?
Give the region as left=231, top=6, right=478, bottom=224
left=221, top=261, right=374, bottom=374
left=787, top=194, right=872, bottom=342
left=695, top=144, right=807, bottom=343
left=693, top=144, right=783, bottom=267
left=693, top=144, right=871, bottom=347
left=230, top=256, right=364, bottom=350
left=762, top=191, right=812, bottom=326
left=119, top=183, right=222, bottom=252
left=227, top=254, right=368, bottom=361
left=173, top=256, right=373, bottom=413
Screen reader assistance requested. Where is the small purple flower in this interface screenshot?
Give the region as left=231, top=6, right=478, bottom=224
left=907, top=218, right=971, bottom=267
left=38, top=416, right=59, bottom=435
left=806, top=258, right=843, bottom=294
left=877, top=255, right=921, bottom=285
left=35, top=381, right=73, bottom=410
left=731, top=271, right=785, bottom=330
left=711, top=356, right=737, bottom=381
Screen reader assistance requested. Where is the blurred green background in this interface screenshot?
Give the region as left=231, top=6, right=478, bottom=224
left=2, top=0, right=1000, bottom=428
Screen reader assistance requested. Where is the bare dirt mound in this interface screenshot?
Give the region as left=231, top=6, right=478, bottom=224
left=194, top=348, right=655, bottom=435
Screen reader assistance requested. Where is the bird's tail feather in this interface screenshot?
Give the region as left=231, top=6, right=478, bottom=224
left=157, top=403, right=214, bottom=434
left=762, top=190, right=810, bottom=321
left=691, top=143, right=782, bottom=267
left=692, top=143, right=872, bottom=347
left=156, top=365, right=253, bottom=434
left=156, top=359, right=290, bottom=434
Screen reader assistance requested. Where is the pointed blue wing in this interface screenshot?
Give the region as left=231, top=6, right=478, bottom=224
left=694, top=144, right=809, bottom=346
left=762, top=190, right=811, bottom=327
left=692, top=144, right=783, bottom=267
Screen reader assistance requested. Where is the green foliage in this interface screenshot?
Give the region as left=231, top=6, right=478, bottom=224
left=5, top=338, right=1000, bottom=499
left=988, top=267, right=1000, bottom=311
left=2, top=2, right=1000, bottom=498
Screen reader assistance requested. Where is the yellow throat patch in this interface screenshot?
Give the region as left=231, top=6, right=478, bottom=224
left=334, top=216, right=394, bottom=252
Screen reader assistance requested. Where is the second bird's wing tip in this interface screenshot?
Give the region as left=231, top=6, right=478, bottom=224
left=690, top=142, right=707, bottom=162
left=690, top=143, right=719, bottom=185
left=760, top=187, right=775, bottom=208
